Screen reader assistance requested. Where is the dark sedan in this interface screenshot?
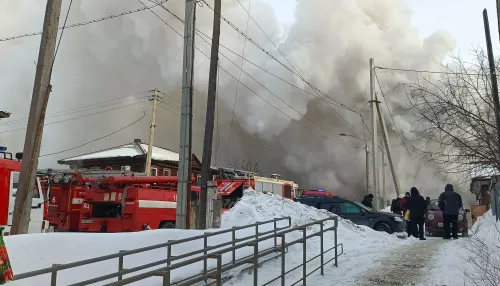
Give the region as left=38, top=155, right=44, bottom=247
left=294, top=195, right=406, bottom=234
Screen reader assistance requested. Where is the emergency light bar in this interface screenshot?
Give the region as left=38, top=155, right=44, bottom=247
left=0, top=146, right=7, bottom=151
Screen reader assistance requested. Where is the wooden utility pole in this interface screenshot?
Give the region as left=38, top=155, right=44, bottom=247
left=365, top=145, right=369, bottom=195
left=11, top=0, right=62, bottom=235
left=369, top=58, right=379, bottom=210
left=145, top=88, right=159, bottom=176
left=483, top=9, right=500, bottom=160
left=198, top=0, right=222, bottom=229
left=176, top=0, right=197, bottom=229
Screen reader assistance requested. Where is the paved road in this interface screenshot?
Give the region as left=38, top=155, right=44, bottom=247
left=357, top=238, right=448, bottom=286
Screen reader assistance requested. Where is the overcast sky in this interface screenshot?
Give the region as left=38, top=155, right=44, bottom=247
left=262, top=0, right=500, bottom=62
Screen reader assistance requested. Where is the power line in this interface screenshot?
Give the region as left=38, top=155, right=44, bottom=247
left=0, top=1, right=168, bottom=42
left=50, top=0, right=73, bottom=75
left=225, top=0, right=252, bottom=163
left=143, top=3, right=357, bottom=148
left=0, top=101, right=145, bottom=134
left=232, top=0, right=363, bottom=136
left=40, top=110, right=148, bottom=157
left=374, top=66, right=489, bottom=77
left=373, top=69, right=412, bottom=156
left=0, top=92, right=150, bottom=127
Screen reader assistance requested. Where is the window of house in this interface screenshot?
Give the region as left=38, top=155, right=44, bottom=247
left=284, top=185, right=292, bottom=198
left=151, top=167, right=158, bottom=176
left=163, top=168, right=171, bottom=176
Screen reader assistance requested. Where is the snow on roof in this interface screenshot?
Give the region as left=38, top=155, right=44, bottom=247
left=60, top=142, right=180, bottom=162
left=139, top=144, right=179, bottom=162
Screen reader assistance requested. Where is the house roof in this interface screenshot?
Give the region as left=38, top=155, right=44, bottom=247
left=59, top=141, right=180, bottom=163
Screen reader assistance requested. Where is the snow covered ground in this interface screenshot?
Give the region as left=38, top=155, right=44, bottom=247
left=6, top=189, right=498, bottom=286
left=5, top=190, right=406, bottom=285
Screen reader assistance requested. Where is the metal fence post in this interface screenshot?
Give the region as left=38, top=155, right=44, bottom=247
left=273, top=220, right=277, bottom=251
left=302, top=228, right=307, bottom=286
left=232, top=227, right=236, bottom=263
left=203, top=235, right=208, bottom=276
left=253, top=242, right=259, bottom=286
left=167, top=243, right=172, bottom=268
left=320, top=222, right=324, bottom=275
left=118, top=250, right=126, bottom=281
left=280, top=234, right=286, bottom=286
left=334, top=218, right=338, bottom=267
left=162, top=268, right=171, bottom=286
left=215, top=255, right=222, bottom=286
left=255, top=223, right=259, bottom=240
left=50, top=264, right=60, bottom=286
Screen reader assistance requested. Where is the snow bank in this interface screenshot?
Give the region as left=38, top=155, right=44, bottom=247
left=425, top=210, right=500, bottom=286
left=5, top=189, right=401, bottom=286
left=381, top=206, right=392, bottom=213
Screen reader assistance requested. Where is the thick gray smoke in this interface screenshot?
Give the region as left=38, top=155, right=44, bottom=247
left=0, top=0, right=475, bottom=203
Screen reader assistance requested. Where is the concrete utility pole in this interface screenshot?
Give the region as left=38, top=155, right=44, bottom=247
left=11, top=0, right=62, bottom=235
left=375, top=94, right=402, bottom=198
left=199, top=0, right=222, bottom=229
left=340, top=133, right=369, bottom=195
left=381, top=146, right=386, bottom=207
left=145, top=88, right=159, bottom=176
left=369, top=58, right=379, bottom=210
left=483, top=9, right=500, bottom=163
left=177, top=0, right=197, bottom=229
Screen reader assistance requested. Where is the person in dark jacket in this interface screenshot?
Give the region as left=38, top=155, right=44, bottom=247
left=391, top=198, right=402, bottom=215
left=361, top=194, right=374, bottom=208
left=405, top=187, right=427, bottom=240
left=438, top=184, right=463, bottom=239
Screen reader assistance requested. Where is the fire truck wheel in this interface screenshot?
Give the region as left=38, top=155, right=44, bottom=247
left=159, top=221, right=175, bottom=229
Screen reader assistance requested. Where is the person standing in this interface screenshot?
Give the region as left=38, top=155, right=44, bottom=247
left=361, top=194, right=374, bottom=208
left=405, top=187, right=427, bottom=240
left=400, top=192, right=411, bottom=236
left=438, top=184, right=463, bottom=239
left=390, top=197, right=402, bottom=215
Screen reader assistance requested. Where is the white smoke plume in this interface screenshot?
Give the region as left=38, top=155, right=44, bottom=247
left=0, top=0, right=476, bottom=203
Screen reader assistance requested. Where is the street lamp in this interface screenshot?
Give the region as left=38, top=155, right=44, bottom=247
left=339, top=133, right=369, bottom=196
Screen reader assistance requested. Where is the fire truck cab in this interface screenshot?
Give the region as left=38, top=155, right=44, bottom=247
left=216, top=168, right=296, bottom=212
left=0, top=148, right=48, bottom=236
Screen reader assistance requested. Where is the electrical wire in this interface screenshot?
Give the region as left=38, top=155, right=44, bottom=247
left=40, top=110, right=148, bottom=157
left=0, top=92, right=150, bottom=127
left=0, top=101, right=146, bottom=134
left=143, top=3, right=357, bottom=148
left=232, top=0, right=363, bottom=136
left=224, top=0, right=252, bottom=163
left=374, top=66, right=467, bottom=76
left=50, top=0, right=73, bottom=76
left=373, top=69, right=412, bottom=156
left=0, top=1, right=168, bottom=42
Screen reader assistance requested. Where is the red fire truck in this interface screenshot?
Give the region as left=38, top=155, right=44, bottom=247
left=0, top=147, right=49, bottom=236
left=215, top=168, right=297, bottom=212
left=78, top=175, right=199, bottom=232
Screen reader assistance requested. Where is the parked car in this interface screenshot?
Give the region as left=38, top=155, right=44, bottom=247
left=425, top=199, right=469, bottom=237
left=294, top=195, right=405, bottom=234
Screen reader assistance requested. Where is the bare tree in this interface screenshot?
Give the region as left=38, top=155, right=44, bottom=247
left=402, top=49, right=500, bottom=178
left=227, top=156, right=261, bottom=174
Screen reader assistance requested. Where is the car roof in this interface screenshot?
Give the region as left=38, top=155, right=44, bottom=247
left=297, top=195, right=349, bottom=202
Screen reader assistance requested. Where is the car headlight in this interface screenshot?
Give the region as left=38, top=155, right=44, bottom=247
left=458, top=215, right=463, bottom=221
left=427, top=214, right=434, bottom=221
left=394, top=216, right=403, bottom=222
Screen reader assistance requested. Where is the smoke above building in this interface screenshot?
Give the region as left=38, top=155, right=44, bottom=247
left=0, top=0, right=474, bottom=202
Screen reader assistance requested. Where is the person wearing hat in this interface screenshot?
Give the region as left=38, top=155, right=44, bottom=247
left=405, top=187, right=427, bottom=240
left=438, top=184, right=463, bottom=239
left=361, top=194, right=374, bottom=208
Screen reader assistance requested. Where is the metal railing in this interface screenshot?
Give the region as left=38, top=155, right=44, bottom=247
left=13, top=217, right=291, bottom=286
left=103, top=217, right=342, bottom=286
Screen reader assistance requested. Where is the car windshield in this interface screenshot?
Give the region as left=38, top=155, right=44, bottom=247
left=353, top=201, right=373, bottom=211
left=429, top=199, right=441, bottom=210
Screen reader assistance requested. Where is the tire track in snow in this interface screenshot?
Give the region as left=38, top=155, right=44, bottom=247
left=357, top=238, right=448, bottom=286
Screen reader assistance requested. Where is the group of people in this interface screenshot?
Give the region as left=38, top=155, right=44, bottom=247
left=390, top=184, right=463, bottom=240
